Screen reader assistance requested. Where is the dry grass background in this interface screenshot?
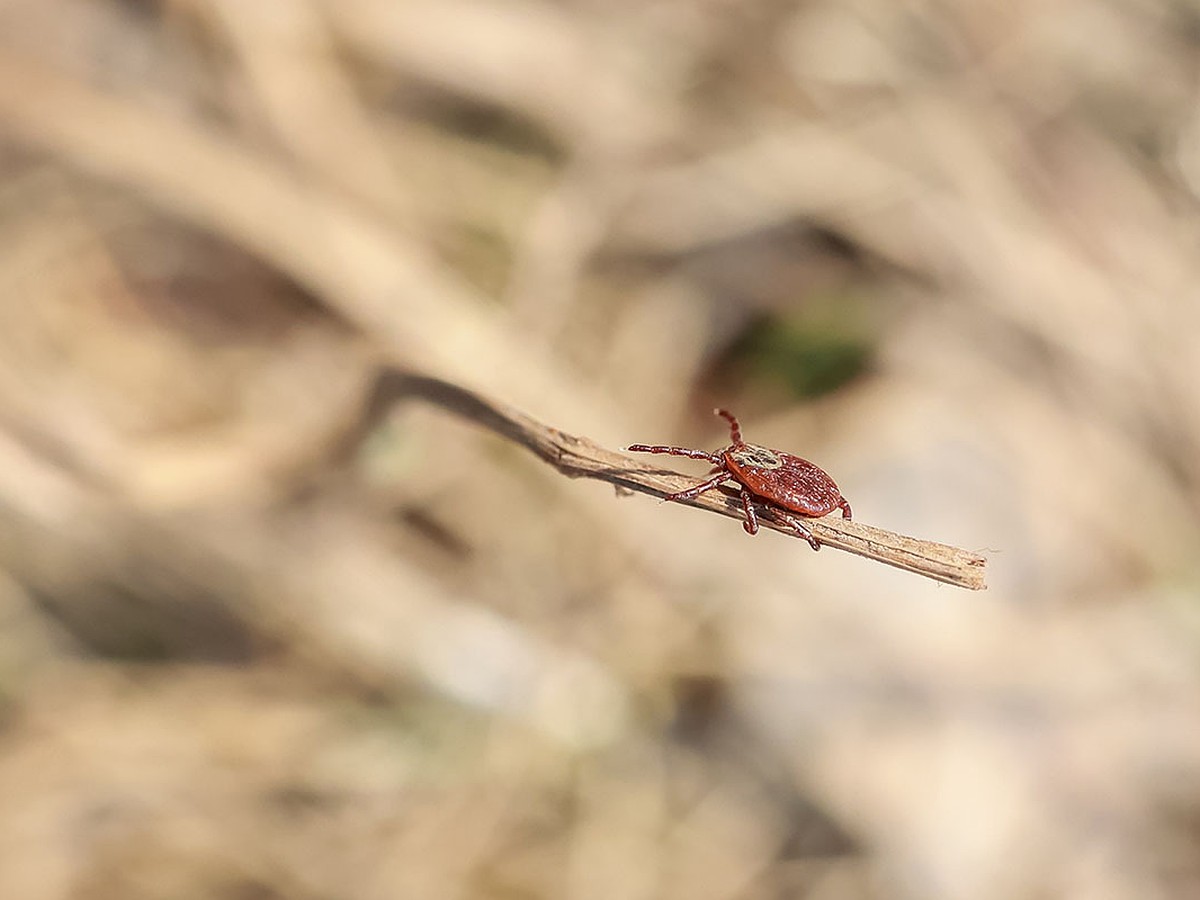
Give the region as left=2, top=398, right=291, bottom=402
left=0, top=0, right=1199, bottom=897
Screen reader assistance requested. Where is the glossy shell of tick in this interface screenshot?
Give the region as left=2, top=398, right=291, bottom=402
left=724, top=444, right=847, bottom=517
left=627, top=409, right=851, bottom=551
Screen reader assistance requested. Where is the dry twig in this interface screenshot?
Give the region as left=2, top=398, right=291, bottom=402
left=378, top=372, right=988, bottom=590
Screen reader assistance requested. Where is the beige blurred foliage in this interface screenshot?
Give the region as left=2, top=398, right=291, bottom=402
left=0, top=0, right=1199, bottom=898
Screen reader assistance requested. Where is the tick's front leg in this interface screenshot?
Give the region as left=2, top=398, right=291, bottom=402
left=740, top=488, right=759, bottom=535
left=663, top=471, right=729, bottom=503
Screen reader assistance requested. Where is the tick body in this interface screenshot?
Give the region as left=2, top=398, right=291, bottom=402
left=627, top=409, right=851, bottom=550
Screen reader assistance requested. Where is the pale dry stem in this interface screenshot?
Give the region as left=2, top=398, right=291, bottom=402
left=382, top=372, right=988, bottom=591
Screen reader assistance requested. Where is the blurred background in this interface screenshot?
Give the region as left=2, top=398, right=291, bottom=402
left=0, top=0, right=1199, bottom=897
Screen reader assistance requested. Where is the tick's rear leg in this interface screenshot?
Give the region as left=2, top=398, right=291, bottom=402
left=839, top=499, right=852, bottom=519
left=774, top=510, right=821, bottom=551
left=740, top=487, right=759, bottom=535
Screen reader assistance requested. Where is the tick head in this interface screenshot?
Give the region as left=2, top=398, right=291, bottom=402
left=727, top=444, right=783, bottom=470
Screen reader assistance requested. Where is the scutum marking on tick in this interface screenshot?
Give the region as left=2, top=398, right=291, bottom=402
left=728, top=444, right=782, bottom=470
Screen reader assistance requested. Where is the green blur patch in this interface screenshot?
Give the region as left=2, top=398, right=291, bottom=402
left=725, top=303, right=874, bottom=400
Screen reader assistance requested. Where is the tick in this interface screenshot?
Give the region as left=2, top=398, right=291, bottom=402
left=627, top=409, right=851, bottom=550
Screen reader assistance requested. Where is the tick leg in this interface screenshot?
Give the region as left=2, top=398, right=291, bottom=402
left=713, top=409, right=743, bottom=445
left=663, top=471, right=729, bottom=503
left=740, top=488, right=759, bottom=535
left=774, top=510, right=821, bottom=552
left=627, top=444, right=724, bottom=465
left=839, top=499, right=852, bottom=519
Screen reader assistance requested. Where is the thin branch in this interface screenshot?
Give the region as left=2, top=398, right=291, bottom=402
left=375, top=371, right=988, bottom=591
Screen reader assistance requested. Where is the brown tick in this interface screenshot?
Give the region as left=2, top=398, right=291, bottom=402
left=627, top=409, right=851, bottom=551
